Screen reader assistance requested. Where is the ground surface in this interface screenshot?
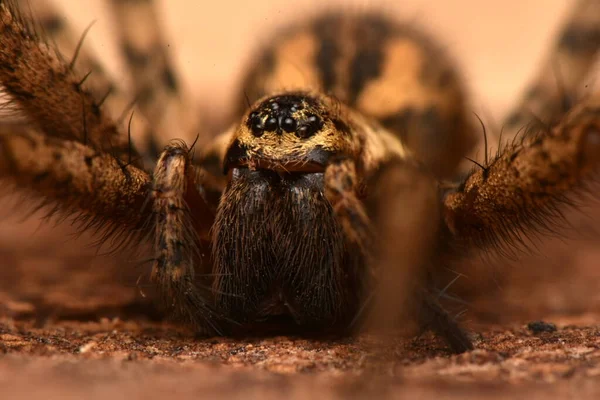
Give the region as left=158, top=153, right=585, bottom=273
left=3, top=0, right=600, bottom=399
left=1, top=318, right=600, bottom=399
left=1, top=209, right=600, bottom=399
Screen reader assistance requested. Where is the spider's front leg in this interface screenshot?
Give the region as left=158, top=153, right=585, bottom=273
left=0, top=124, right=223, bottom=333
left=324, top=159, right=373, bottom=261
left=444, top=94, right=600, bottom=257
left=324, top=157, right=473, bottom=353
left=150, top=141, right=223, bottom=334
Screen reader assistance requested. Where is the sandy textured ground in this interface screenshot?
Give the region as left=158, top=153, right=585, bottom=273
left=2, top=219, right=600, bottom=399
left=2, top=0, right=600, bottom=399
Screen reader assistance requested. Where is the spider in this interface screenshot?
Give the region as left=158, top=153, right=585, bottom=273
left=0, top=0, right=599, bottom=354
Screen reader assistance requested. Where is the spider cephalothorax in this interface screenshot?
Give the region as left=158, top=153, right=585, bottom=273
left=226, top=93, right=357, bottom=170
left=0, top=0, right=600, bottom=354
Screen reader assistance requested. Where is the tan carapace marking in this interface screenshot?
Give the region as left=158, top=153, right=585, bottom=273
left=356, top=38, right=457, bottom=119
left=259, top=32, right=323, bottom=95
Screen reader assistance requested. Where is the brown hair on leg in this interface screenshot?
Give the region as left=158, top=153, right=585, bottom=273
left=151, top=141, right=222, bottom=333
left=16, top=0, right=166, bottom=166
left=444, top=94, right=600, bottom=257
left=0, top=1, right=134, bottom=162
left=0, top=123, right=152, bottom=244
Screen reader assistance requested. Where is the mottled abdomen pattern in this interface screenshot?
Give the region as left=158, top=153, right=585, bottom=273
left=238, top=13, right=476, bottom=177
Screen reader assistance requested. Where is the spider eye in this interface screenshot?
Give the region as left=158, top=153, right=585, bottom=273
left=281, top=116, right=297, bottom=133
left=296, top=113, right=321, bottom=138
left=249, top=112, right=264, bottom=137
left=297, top=126, right=310, bottom=138
left=248, top=93, right=323, bottom=138
left=264, top=117, right=278, bottom=131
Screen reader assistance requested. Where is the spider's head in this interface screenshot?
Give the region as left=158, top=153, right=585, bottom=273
left=223, top=91, right=358, bottom=174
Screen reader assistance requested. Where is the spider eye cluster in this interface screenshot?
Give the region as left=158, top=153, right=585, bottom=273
left=247, top=95, right=323, bottom=139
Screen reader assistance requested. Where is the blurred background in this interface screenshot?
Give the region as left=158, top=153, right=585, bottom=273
left=53, top=0, right=574, bottom=125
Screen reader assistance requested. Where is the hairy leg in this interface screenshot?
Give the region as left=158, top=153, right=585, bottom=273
left=17, top=0, right=117, bottom=105
left=444, top=93, right=600, bottom=256
left=324, top=158, right=472, bottom=352
left=0, top=123, right=221, bottom=331
left=0, top=123, right=152, bottom=240
left=151, top=141, right=221, bottom=333
left=15, top=0, right=166, bottom=167
left=324, top=159, right=374, bottom=262
left=502, top=0, right=600, bottom=139
left=107, top=0, right=200, bottom=149
left=0, top=1, right=137, bottom=163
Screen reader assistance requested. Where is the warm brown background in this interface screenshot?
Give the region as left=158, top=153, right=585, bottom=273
left=2, top=1, right=600, bottom=399
left=53, top=0, right=575, bottom=123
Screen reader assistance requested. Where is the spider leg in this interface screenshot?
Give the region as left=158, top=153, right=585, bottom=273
left=0, top=123, right=152, bottom=240
left=370, top=159, right=473, bottom=353
left=0, top=2, right=137, bottom=164
left=444, top=94, right=600, bottom=257
left=0, top=122, right=221, bottom=328
left=324, top=159, right=374, bottom=261
left=502, top=0, right=600, bottom=139
left=151, top=141, right=222, bottom=334
left=416, top=292, right=473, bottom=353
left=106, top=0, right=200, bottom=149
left=14, top=0, right=166, bottom=167
left=17, top=0, right=118, bottom=104
left=324, top=158, right=472, bottom=353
